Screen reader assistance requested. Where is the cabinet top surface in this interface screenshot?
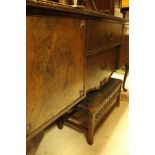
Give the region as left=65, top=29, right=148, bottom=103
left=27, top=0, right=128, bottom=22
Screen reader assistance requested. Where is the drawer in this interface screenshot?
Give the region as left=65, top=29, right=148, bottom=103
left=87, top=20, right=122, bottom=54
left=86, top=48, right=118, bottom=92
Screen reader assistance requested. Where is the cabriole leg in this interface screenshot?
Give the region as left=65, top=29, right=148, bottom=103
left=123, top=63, right=129, bottom=91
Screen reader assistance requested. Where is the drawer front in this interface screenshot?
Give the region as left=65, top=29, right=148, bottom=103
left=86, top=48, right=118, bottom=92
left=26, top=16, right=85, bottom=136
left=87, top=20, right=122, bottom=54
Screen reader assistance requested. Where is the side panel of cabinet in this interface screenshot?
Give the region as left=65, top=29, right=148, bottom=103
left=26, top=16, right=85, bottom=135
left=118, top=23, right=129, bottom=68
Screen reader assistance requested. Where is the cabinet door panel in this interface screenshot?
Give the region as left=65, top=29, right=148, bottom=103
left=26, top=16, right=85, bottom=135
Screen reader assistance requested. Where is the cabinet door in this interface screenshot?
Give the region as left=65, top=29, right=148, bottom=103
left=26, top=16, right=85, bottom=135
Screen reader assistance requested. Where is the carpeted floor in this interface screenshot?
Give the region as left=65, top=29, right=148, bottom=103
left=35, top=69, right=129, bottom=155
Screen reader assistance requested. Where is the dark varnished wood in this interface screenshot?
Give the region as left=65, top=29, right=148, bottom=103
left=26, top=131, right=44, bottom=155
left=118, top=23, right=129, bottom=68
left=26, top=0, right=128, bottom=145
left=26, top=0, right=127, bottom=22
left=49, top=0, right=115, bottom=15
left=56, top=117, right=64, bottom=129
left=26, top=15, right=85, bottom=137
left=86, top=48, right=118, bottom=92
left=62, top=78, right=122, bottom=144
left=85, top=14, right=123, bottom=94
left=92, top=0, right=114, bottom=14
left=87, top=19, right=122, bottom=54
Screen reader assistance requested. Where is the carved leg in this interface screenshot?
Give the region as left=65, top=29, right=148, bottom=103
left=86, top=115, right=94, bottom=145
left=26, top=131, right=44, bottom=155
left=123, top=63, right=129, bottom=91
left=86, top=127, right=94, bottom=145
left=56, top=117, right=64, bottom=129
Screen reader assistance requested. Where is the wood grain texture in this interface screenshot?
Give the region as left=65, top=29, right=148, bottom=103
left=26, top=1, right=126, bottom=142
left=63, top=78, right=122, bottom=145
left=26, top=0, right=126, bottom=22
left=118, top=23, right=129, bottom=68
left=26, top=15, right=85, bottom=136
left=87, top=19, right=122, bottom=54
left=93, top=0, right=114, bottom=14
left=86, top=48, right=118, bottom=92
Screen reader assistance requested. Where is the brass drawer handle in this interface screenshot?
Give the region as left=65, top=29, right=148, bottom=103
left=80, top=20, right=85, bottom=28
left=106, top=31, right=114, bottom=41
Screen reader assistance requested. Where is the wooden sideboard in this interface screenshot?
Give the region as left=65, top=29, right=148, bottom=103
left=26, top=15, right=85, bottom=138
left=86, top=18, right=123, bottom=91
left=26, top=0, right=128, bottom=149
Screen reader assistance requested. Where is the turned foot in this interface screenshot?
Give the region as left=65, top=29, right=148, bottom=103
left=86, top=122, right=94, bottom=145
left=56, top=118, right=64, bottom=129
left=86, top=129, right=94, bottom=145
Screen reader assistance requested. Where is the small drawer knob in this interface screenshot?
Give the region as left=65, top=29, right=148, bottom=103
left=80, top=20, right=85, bottom=28
left=26, top=123, right=31, bottom=131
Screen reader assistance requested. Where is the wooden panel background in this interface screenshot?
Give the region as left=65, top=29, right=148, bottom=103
left=87, top=19, right=122, bottom=54
left=86, top=48, right=118, bottom=92
left=26, top=16, right=85, bottom=135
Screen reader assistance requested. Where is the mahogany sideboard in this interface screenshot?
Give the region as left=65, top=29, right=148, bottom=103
left=26, top=0, right=128, bottom=149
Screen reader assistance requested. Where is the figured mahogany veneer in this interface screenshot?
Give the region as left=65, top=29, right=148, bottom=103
left=26, top=15, right=85, bottom=137
left=87, top=19, right=122, bottom=55
left=86, top=48, right=118, bottom=92
left=26, top=0, right=127, bottom=144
